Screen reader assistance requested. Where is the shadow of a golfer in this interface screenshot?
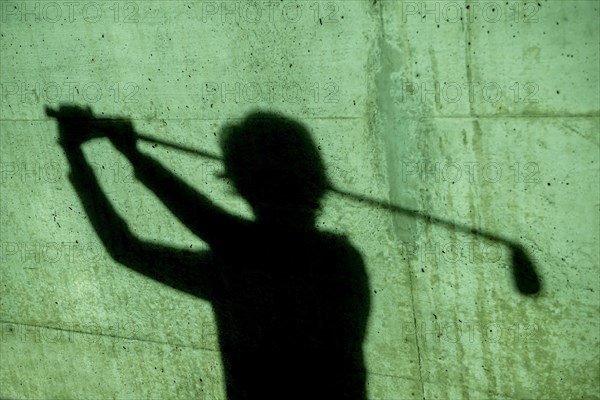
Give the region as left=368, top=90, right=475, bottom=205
left=58, top=109, right=371, bottom=399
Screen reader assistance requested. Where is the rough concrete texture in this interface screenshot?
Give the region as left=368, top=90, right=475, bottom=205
left=0, top=0, right=599, bottom=399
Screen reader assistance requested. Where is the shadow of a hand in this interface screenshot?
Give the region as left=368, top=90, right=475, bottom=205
left=47, top=104, right=98, bottom=149
left=107, top=118, right=138, bottom=155
left=47, top=104, right=137, bottom=155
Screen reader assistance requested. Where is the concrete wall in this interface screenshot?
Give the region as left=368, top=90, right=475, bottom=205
left=372, top=1, right=599, bottom=398
left=1, top=0, right=598, bottom=398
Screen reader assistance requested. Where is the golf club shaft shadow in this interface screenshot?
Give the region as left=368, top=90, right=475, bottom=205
left=45, top=107, right=541, bottom=296
left=135, top=132, right=541, bottom=296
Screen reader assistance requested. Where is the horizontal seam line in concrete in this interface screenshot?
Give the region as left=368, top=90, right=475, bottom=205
left=1, top=117, right=366, bottom=122
left=2, top=114, right=600, bottom=122
left=424, top=113, right=600, bottom=118
left=0, top=319, right=220, bottom=353
left=2, top=320, right=557, bottom=397
left=0, top=319, right=457, bottom=382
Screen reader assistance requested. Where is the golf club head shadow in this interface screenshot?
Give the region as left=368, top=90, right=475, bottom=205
left=510, top=244, right=541, bottom=295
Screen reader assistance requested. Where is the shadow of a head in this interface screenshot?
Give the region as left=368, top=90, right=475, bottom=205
left=219, top=111, right=330, bottom=226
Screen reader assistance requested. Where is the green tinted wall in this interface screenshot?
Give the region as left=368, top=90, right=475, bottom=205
left=1, top=1, right=599, bottom=398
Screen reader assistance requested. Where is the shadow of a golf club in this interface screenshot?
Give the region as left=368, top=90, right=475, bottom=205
left=45, top=108, right=542, bottom=296
left=130, top=131, right=541, bottom=296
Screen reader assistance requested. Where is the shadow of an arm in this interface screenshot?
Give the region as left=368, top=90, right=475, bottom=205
left=113, top=240, right=216, bottom=299
left=126, top=150, right=241, bottom=247
left=64, top=145, right=215, bottom=300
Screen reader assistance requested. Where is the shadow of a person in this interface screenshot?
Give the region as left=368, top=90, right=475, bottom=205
left=55, top=106, right=371, bottom=400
